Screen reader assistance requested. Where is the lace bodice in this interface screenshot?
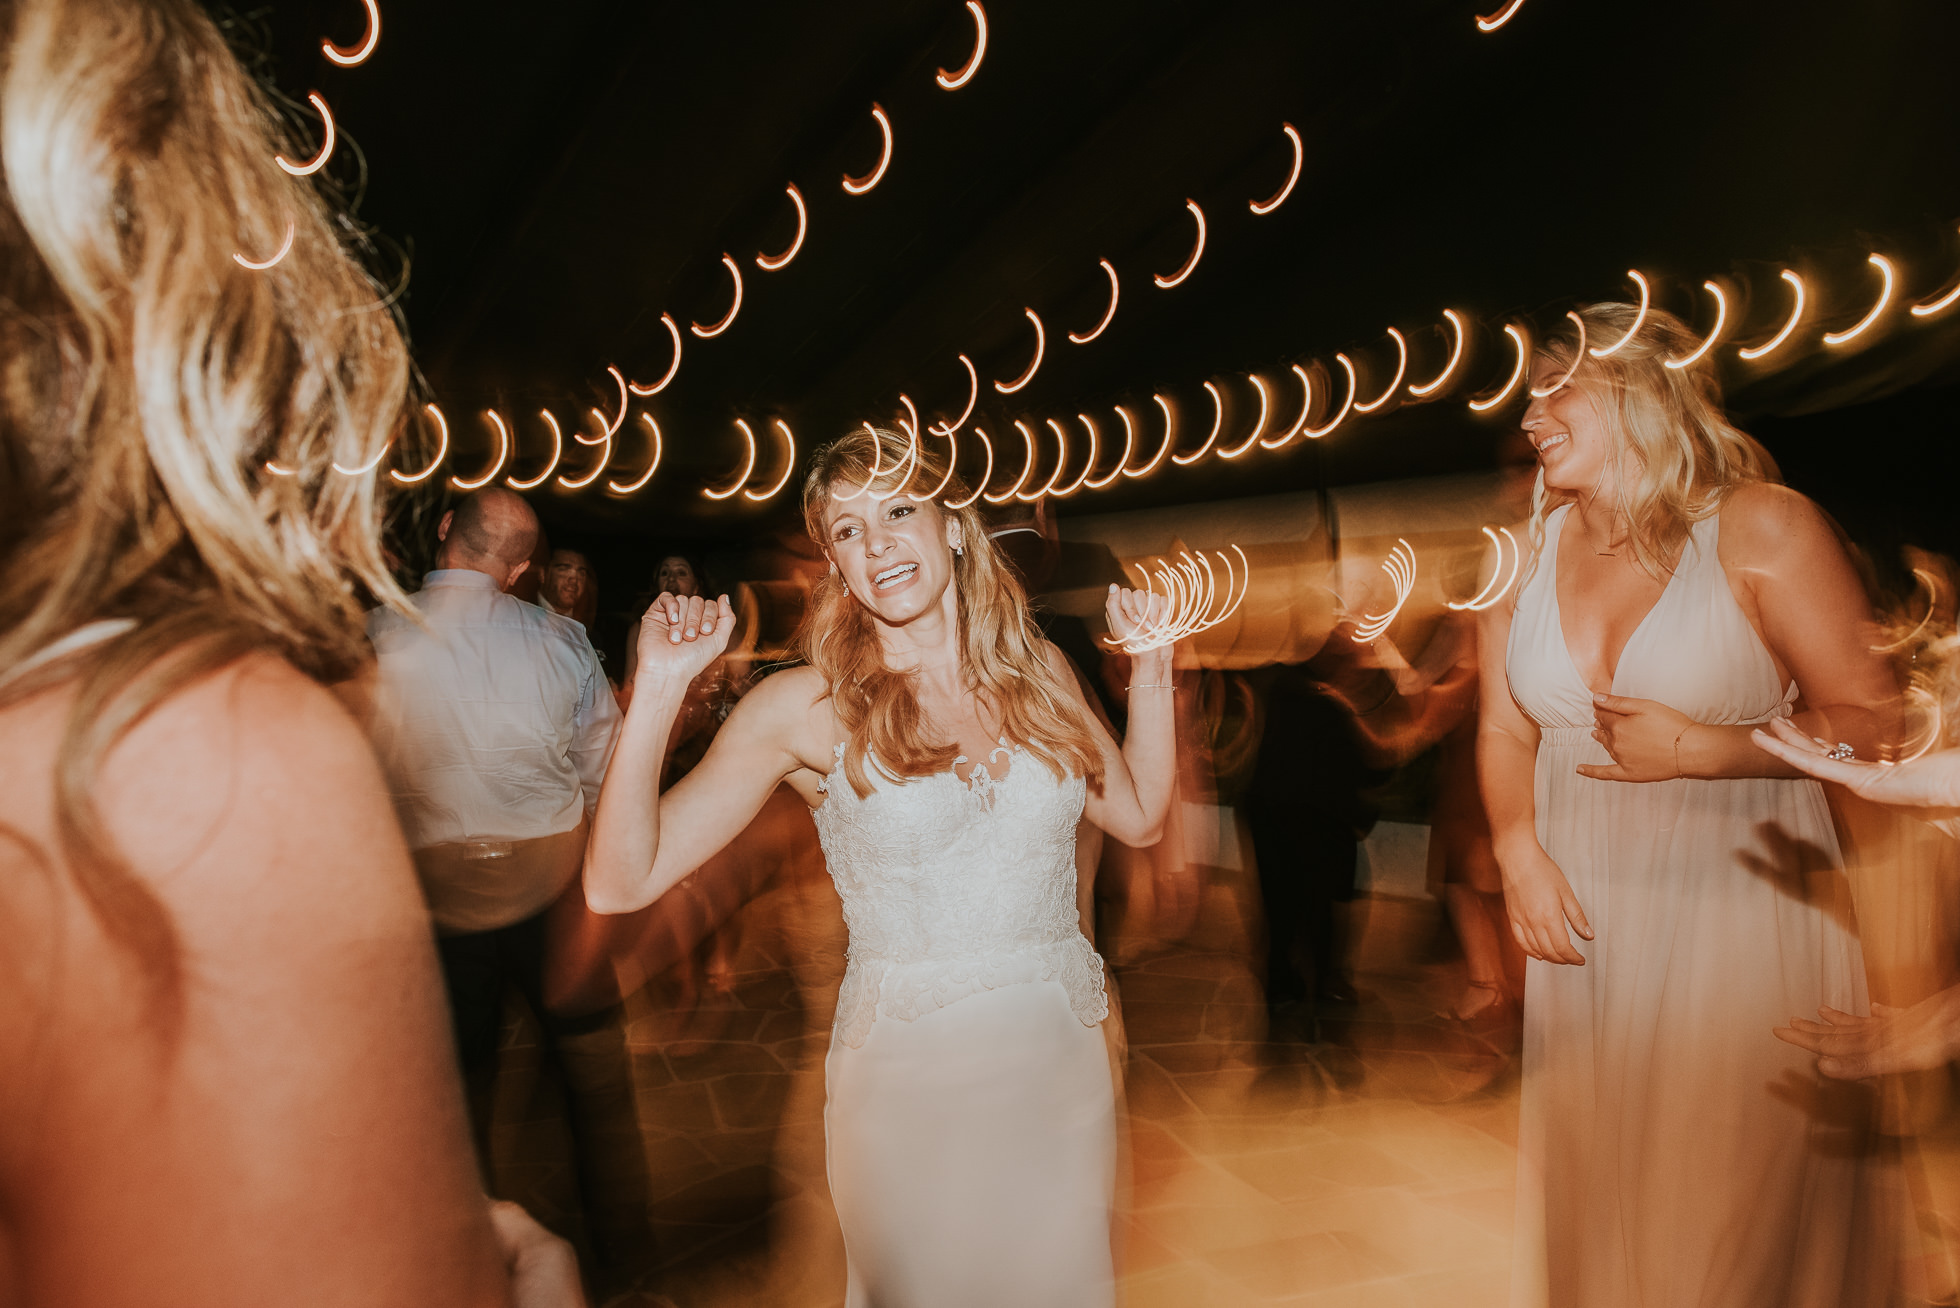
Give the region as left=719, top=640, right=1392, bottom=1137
left=812, top=740, right=1109, bottom=1048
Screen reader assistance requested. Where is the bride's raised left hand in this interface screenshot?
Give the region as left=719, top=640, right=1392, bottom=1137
left=1578, top=691, right=1696, bottom=782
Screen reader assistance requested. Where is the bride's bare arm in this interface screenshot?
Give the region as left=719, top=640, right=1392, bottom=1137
left=1478, top=599, right=1593, bottom=965
left=584, top=593, right=827, bottom=915
left=1066, top=585, right=1176, bottom=848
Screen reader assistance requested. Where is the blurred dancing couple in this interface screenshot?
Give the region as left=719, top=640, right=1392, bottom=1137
left=581, top=425, right=1177, bottom=1307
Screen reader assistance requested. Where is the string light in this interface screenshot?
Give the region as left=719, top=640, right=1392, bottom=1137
left=322, top=0, right=380, bottom=65
left=1912, top=229, right=1960, bottom=317
left=392, top=404, right=448, bottom=484
left=1023, top=420, right=1069, bottom=500
left=1260, top=364, right=1313, bottom=449
left=450, top=411, right=510, bottom=490
left=265, top=461, right=300, bottom=477
left=1047, top=418, right=1093, bottom=497
left=914, top=427, right=959, bottom=501
left=945, top=426, right=992, bottom=509
left=744, top=418, right=797, bottom=501
left=984, top=419, right=1036, bottom=503
left=233, top=221, right=295, bottom=271
left=505, top=410, right=563, bottom=490
left=702, top=419, right=759, bottom=500
left=1529, top=312, right=1588, bottom=396
left=1447, top=526, right=1521, bottom=612
left=1072, top=414, right=1113, bottom=491
left=833, top=424, right=888, bottom=501
left=1871, top=568, right=1939, bottom=653
left=930, top=354, right=979, bottom=436
left=1408, top=309, right=1467, bottom=396
left=1822, top=253, right=1895, bottom=346
left=1589, top=271, right=1650, bottom=357
left=1304, top=354, right=1358, bottom=435
left=331, top=435, right=392, bottom=476
left=1353, top=328, right=1409, bottom=412
left=1128, top=394, right=1176, bottom=475
left=842, top=104, right=893, bottom=195
left=871, top=421, right=920, bottom=501
left=557, top=410, right=613, bottom=490
left=1664, top=281, right=1728, bottom=368
left=898, top=394, right=921, bottom=438
left=1217, top=375, right=1270, bottom=459
left=1250, top=124, right=1303, bottom=216
left=1738, top=270, right=1806, bottom=360
left=936, top=2, right=988, bottom=90
left=1069, top=260, right=1120, bottom=344
left=1469, top=326, right=1529, bottom=410
left=1172, top=381, right=1226, bottom=465
left=994, top=308, right=1046, bottom=393
left=629, top=315, right=683, bottom=395
left=1352, top=539, right=1416, bottom=642
left=691, top=255, right=744, bottom=338
left=1475, top=0, right=1529, bottom=32
left=607, top=414, right=662, bottom=494
left=276, top=92, right=337, bottom=176
left=1154, top=200, right=1207, bottom=289
left=756, top=184, right=807, bottom=271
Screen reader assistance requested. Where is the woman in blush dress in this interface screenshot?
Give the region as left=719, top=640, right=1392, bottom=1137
left=1478, top=304, right=1895, bottom=1306
left=582, top=425, right=1176, bottom=1307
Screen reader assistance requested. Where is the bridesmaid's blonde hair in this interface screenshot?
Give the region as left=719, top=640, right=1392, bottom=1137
left=799, top=425, right=1105, bottom=799
left=1523, top=302, right=1777, bottom=584
left=0, top=0, right=420, bottom=1016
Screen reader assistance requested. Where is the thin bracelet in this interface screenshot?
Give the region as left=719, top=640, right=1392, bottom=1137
left=1672, top=724, right=1692, bottom=779
left=1129, top=682, right=1175, bottom=690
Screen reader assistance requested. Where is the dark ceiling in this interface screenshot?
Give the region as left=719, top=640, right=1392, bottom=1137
left=250, top=0, right=1960, bottom=549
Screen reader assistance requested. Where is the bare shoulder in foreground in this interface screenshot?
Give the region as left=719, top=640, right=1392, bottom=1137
left=0, top=653, right=516, bottom=1308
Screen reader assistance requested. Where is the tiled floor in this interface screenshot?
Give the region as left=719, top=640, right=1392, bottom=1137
left=486, top=847, right=1534, bottom=1306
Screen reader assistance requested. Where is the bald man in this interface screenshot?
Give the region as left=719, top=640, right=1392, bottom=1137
left=365, top=488, right=621, bottom=1171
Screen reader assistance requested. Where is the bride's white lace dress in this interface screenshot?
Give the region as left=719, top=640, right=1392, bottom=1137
left=813, top=739, right=1116, bottom=1308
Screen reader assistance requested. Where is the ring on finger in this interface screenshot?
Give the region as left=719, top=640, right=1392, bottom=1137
left=1825, top=741, right=1856, bottom=761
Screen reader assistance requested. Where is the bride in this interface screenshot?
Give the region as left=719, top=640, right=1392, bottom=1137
left=583, top=424, right=1176, bottom=1306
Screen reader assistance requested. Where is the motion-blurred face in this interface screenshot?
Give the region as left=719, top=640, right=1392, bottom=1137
left=655, top=555, right=700, bottom=598
left=820, top=492, right=961, bottom=628
left=1520, top=356, right=1620, bottom=497
left=542, top=550, right=592, bottom=612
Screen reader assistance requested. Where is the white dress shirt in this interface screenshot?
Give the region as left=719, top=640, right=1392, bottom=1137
left=367, top=570, right=621, bottom=850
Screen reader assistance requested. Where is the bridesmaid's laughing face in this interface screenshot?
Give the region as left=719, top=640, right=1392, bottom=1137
left=820, top=491, right=962, bottom=627
left=1521, top=356, right=1616, bottom=495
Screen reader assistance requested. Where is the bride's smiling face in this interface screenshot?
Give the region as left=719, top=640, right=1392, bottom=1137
left=1521, top=356, right=1619, bottom=495
left=821, top=491, right=962, bottom=625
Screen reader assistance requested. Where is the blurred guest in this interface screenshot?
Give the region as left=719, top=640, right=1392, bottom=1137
left=0, top=1, right=578, bottom=1302
left=1483, top=304, right=1891, bottom=1305
left=539, top=547, right=599, bottom=632
left=366, top=489, right=622, bottom=1176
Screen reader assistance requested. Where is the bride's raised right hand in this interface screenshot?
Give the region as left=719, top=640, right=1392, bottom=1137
left=1500, top=844, right=1593, bottom=965
left=635, top=592, right=735, bottom=690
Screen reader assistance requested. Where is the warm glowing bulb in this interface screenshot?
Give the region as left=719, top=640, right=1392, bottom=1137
left=1529, top=312, right=1588, bottom=396
left=392, top=404, right=449, bottom=484
left=276, top=92, right=336, bottom=176
left=744, top=418, right=797, bottom=501
left=322, top=0, right=380, bottom=65
left=1260, top=364, right=1313, bottom=449
left=702, top=419, right=759, bottom=500
left=1822, top=254, right=1895, bottom=346
left=1354, top=329, right=1409, bottom=413
left=936, top=2, right=988, bottom=89
left=756, top=184, right=807, bottom=271
left=1304, top=355, right=1358, bottom=436
left=1217, top=376, right=1270, bottom=459
left=1911, top=230, right=1960, bottom=317
left=505, top=410, right=564, bottom=490
left=1664, top=282, right=1728, bottom=368
left=914, top=427, right=959, bottom=502
left=1154, top=200, right=1207, bottom=289
left=1409, top=309, right=1467, bottom=396
left=1075, top=414, right=1115, bottom=491
left=842, top=104, right=894, bottom=194
left=1353, top=539, right=1416, bottom=641
left=629, top=315, right=683, bottom=395
left=450, top=411, right=510, bottom=490
left=557, top=412, right=613, bottom=490
left=1250, top=124, right=1303, bottom=215
left=233, top=221, right=295, bottom=271
left=946, top=427, right=993, bottom=509
left=1737, top=270, right=1806, bottom=361
left=692, top=256, right=744, bottom=338
left=1127, top=396, right=1176, bottom=477
left=930, top=354, right=980, bottom=436
left=1589, top=272, right=1650, bottom=357
left=1172, top=382, right=1226, bottom=465
left=1024, top=420, right=1070, bottom=500
left=985, top=420, right=1036, bottom=503
left=1068, top=260, right=1120, bottom=344
left=1475, top=0, right=1528, bottom=31
left=1447, top=526, right=1521, bottom=612
left=1469, top=326, right=1529, bottom=410
left=606, top=414, right=662, bottom=494
left=994, top=308, right=1046, bottom=394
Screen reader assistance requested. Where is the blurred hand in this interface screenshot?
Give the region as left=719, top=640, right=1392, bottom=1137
left=1500, top=845, right=1592, bottom=965
left=1774, top=989, right=1960, bottom=1080
left=488, top=1200, right=587, bottom=1308
left=635, top=592, right=734, bottom=689
left=1752, top=716, right=1960, bottom=813
left=1104, top=583, right=1171, bottom=650
left=1580, top=692, right=1695, bottom=782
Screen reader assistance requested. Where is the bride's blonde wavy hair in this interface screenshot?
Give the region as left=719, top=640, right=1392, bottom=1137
left=0, top=0, right=419, bottom=1013
left=799, top=425, right=1105, bottom=799
left=1521, top=301, right=1776, bottom=585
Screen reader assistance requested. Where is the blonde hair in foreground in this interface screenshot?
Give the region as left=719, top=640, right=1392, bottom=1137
left=1525, top=301, right=1777, bottom=584
left=0, top=0, right=417, bottom=1017
left=799, top=425, right=1105, bottom=800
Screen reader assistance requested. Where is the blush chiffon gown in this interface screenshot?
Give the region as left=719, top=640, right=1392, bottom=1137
left=811, top=741, right=1116, bottom=1308
left=1504, top=504, right=1888, bottom=1307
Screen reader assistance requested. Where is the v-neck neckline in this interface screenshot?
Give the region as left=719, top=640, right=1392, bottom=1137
left=1549, top=505, right=1690, bottom=697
